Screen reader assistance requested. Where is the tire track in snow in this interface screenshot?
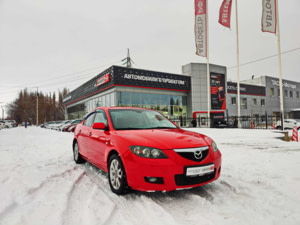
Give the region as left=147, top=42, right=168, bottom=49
left=0, top=166, right=86, bottom=225
left=0, top=202, right=17, bottom=223
left=62, top=164, right=116, bottom=225
left=82, top=163, right=178, bottom=225
left=139, top=186, right=217, bottom=225
left=26, top=166, right=83, bottom=195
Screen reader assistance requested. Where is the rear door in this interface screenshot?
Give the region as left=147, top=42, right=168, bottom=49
left=77, top=112, right=96, bottom=159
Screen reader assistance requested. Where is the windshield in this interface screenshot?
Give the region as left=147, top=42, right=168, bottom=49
left=109, top=109, right=177, bottom=130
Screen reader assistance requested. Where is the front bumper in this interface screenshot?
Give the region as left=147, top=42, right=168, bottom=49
left=123, top=147, right=222, bottom=192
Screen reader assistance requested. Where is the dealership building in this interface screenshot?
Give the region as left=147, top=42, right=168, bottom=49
left=63, top=65, right=191, bottom=125
left=63, top=63, right=300, bottom=126
left=238, top=76, right=300, bottom=119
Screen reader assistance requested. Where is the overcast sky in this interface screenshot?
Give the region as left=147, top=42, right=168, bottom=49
left=0, top=0, right=299, bottom=111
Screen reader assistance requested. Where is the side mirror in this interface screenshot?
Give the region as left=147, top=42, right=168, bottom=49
left=92, top=122, right=106, bottom=130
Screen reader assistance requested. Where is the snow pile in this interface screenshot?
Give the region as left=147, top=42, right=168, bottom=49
left=0, top=127, right=299, bottom=225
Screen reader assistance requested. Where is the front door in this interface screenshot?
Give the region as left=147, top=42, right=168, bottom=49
left=88, top=110, right=109, bottom=170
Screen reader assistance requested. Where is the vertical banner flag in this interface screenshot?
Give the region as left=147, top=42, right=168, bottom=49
left=194, top=0, right=207, bottom=57
left=261, top=0, right=277, bottom=33
left=218, top=0, right=232, bottom=28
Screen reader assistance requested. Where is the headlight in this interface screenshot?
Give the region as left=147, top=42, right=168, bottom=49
left=130, top=146, right=167, bottom=159
left=212, top=141, right=218, bottom=152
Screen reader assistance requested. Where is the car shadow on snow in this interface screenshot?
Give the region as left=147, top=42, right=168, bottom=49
left=133, top=185, right=216, bottom=202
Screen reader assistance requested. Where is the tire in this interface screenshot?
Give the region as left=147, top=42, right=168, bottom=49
left=73, top=141, right=85, bottom=164
left=108, top=154, right=128, bottom=195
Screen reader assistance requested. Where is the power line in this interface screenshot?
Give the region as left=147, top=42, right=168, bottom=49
left=25, top=60, right=122, bottom=87
left=0, top=60, right=122, bottom=96
left=228, top=47, right=300, bottom=70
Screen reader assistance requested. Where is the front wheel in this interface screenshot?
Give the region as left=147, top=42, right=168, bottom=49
left=108, top=154, right=128, bottom=195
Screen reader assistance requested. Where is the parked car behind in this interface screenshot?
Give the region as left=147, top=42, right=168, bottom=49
left=5, top=120, right=17, bottom=127
left=213, top=120, right=230, bottom=128
left=41, top=121, right=56, bottom=129
left=62, top=119, right=82, bottom=132
left=50, top=120, right=70, bottom=131
left=0, top=120, right=13, bottom=128
left=73, top=107, right=222, bottom=195
left=276, top=119, right=300, bottom=130
left=55, top=120, right=72, bottom=131
left=0, top=121, right=6, bottom=129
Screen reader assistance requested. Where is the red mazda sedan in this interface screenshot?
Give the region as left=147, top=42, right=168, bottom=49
left=73, top=107, right=221, bottom=195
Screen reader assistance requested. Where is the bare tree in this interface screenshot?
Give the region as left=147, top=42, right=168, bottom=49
left=7, top=88, right=69, bottom=125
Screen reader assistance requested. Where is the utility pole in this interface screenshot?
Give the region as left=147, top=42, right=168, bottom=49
left=32, top=87, right=39, bottom=126
left=36, top=88, right=39, bottom=126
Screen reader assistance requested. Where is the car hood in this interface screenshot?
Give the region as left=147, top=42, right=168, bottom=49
left=114, top=129, right=211, bottom=149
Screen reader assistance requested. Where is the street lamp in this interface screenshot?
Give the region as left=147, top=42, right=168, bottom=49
left=35, top=88, right=39, bottom=126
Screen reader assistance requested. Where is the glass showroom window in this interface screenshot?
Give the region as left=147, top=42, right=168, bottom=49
left=67, top=103, right=86, bottom=119
left=105, top=94, right=111, bottom=106
left=118, top=92, right=131, bottom=106
left=116, top=92, right=187, bottom=119
left=96, top=97, right=102, bottom=107
left=261, top=99, right=265, bottom=106
left=141, top=93, right=151, bottom=107
left=110, top=92, right=116, bottom=106
left=160, top=94, right=169, bottom=106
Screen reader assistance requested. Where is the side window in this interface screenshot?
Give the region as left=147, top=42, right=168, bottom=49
left=94, top=110, right=108, bottom=126
left=84, top=112, right=96, bottom=127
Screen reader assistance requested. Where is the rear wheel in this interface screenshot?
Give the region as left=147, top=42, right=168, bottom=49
left=108, top=154, right=128, bottom=195
left=73, top=141, right=85, bottom=164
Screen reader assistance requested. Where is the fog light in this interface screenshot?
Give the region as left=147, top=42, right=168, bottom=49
left=144, top=177, right=164, bottom=184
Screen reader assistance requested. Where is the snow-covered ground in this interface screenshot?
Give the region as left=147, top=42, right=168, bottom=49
left=0, top=127, right=299, bottom=225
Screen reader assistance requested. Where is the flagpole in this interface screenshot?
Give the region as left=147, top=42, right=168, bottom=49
left=235, top=0, right=241, bottom=127
left=276, top=0, right=284, bottom=129
left=206, top=0, right=211, bottom=128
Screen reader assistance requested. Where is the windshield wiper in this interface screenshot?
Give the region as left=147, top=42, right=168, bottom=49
left=116, top=127, right=145, bottom=130
left=146, top=126, right=176, bottom=129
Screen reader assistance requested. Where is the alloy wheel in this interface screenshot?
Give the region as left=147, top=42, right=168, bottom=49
left=110, top=159, right=123, bottom=190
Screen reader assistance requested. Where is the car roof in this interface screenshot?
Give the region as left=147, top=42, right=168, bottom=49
left=94, top=106, right=150, bottom=111
left=83, top=107, right=154, bottom=118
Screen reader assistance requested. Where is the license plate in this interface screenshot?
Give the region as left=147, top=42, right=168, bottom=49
left=186, top=164, right=214, bottom=177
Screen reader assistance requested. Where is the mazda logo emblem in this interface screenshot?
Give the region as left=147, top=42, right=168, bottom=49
left=194, top=150, right=202, bottom=159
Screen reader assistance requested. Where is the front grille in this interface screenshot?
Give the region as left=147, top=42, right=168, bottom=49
left=174, top=146, right=209, bottom=162
left=175, top=170, right=215, bottom=186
